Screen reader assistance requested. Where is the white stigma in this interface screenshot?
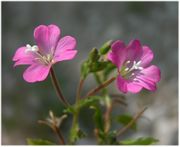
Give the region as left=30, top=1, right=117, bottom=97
left=25, top=44, right=39, bottom=53
left=132, top=60, right=143, bottom=70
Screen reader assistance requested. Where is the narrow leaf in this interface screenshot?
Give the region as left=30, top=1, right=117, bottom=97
left=78, top=96, right=102, bottom=109
left=115, top=114, right=137, bottom=130
left=90, top=105, right=104, bottom=132
left=120, top=137, right=159, bottom=145
left=27, top=138, right=55, bottom=145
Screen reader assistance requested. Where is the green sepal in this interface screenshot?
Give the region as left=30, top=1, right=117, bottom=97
left=89, top=61, right=108, bottom=72
left=103, top=61, right=116, bottom=80
left=88, top=48, right=100, bottom=61
left=81, top=60, right=90, bottom=79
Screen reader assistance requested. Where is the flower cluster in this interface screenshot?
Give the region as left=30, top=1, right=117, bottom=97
left=12, top=24, right=162, bottom=145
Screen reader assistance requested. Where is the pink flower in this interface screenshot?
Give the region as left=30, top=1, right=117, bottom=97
left=108, top=39, right=161, bottom=93
left=13, top=24, right=77, bottom=83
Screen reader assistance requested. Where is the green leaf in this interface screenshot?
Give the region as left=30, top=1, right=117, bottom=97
left=63, top=105, right=76, bottom=114
left=115, top=114, right=137, bottom=130
left=99, top=40, right=112, bottom=55
left=90, top=105, right=104, bottom=132
left=120, top=137, right=159, bottom=145
left=78, top=96, right=102, bottom=109
left=64, top=96, right=102, bottom=114
left=27, top=138, right=55, bottom=145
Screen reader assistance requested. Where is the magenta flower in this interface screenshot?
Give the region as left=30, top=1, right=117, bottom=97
left=108, top=39, right=161, bottom=93
left=13, top=24, right=77, bottom=83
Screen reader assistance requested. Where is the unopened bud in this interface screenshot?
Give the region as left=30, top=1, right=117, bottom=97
left=99, top=40, right=113, bottom=55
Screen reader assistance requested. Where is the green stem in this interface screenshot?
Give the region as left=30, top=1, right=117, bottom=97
left=50, top=67, right=69, bottom=107
left=104, top=95, right=112, bottom=134
left=69, top=78, right=84, bottom=144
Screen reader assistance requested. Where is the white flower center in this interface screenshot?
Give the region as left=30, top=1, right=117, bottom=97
left=120, top=60, right=143, bottom=79
left=25, top=44, right=55, bottom=65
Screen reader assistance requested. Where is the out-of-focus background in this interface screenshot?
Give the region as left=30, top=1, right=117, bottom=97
left=2, top=2, right=178, bottom=145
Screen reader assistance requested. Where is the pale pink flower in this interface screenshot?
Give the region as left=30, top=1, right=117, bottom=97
left=13, top=24, right=77, bottom=83
left=108, top=39, right=161, bottom=93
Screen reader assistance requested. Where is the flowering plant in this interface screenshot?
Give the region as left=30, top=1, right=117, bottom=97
left=13, top=24, right=161, bottom=145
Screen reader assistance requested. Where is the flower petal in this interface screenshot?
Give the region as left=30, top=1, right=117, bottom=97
left=134, top=77, right=157, bottom=91
left=126, top=82, right=143, bottom=93
left=139, top=65, right=161, bottom=82
left=140, top=45, right=154, bottom=67
left=55, top=36, right=76, bottom=56
left=34, top=24, right=60, bottom=54
left=14, top=58, right=34, bottom=67
left=126, top=39, right=143, bottom=61
left=13, top=46, right=34, bottom=61
left=116, top=75, right=128, bottom=93
left=108, top=40, right=126, bottom=68
left=23, top=64, right=51, bottom=83
left=54, top=49, right=77, bottom=62
left=13, top=46, right=35, bottom=66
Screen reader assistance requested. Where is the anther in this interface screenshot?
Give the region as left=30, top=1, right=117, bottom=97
left=125, top=67, right=129, bottom=71
left=138, top=67, right=144, bottom=70
left=126, top=60, right=130, bottom=64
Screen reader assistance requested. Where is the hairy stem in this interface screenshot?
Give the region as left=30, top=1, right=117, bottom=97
left=104, top=97, right=112, bottom=134
left=84, top=77, right=116, bottom=98
left=76, top=78, right=84, bottom=101
left=117, top=107, right=147, bottom=136
left=38, top=120, right=65, bottom=145
left=50, top=67, right=69, bottom=107
left=69, top=78, right=85, bottom=144
left=53, top=125, right=65, bottom=145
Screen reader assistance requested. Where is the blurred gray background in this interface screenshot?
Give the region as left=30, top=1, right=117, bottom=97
left=2, top=2, right=178, bottom=145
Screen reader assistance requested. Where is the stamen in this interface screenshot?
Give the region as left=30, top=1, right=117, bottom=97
left=25, top=44, right=54, bottom=65
left=126, top=60, right=130, bottom=64
left=133, top=78, right=138, bottom=82
left=125, top=67, right=129, bottom=71
left=138, top=67, right=144, bottom=70
left=136, top=61, right=141, bottom=65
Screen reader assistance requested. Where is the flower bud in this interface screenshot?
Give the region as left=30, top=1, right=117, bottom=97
left=99, top=40, right=113, bottom=55
left=88, top=48, right=99, bottom=62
